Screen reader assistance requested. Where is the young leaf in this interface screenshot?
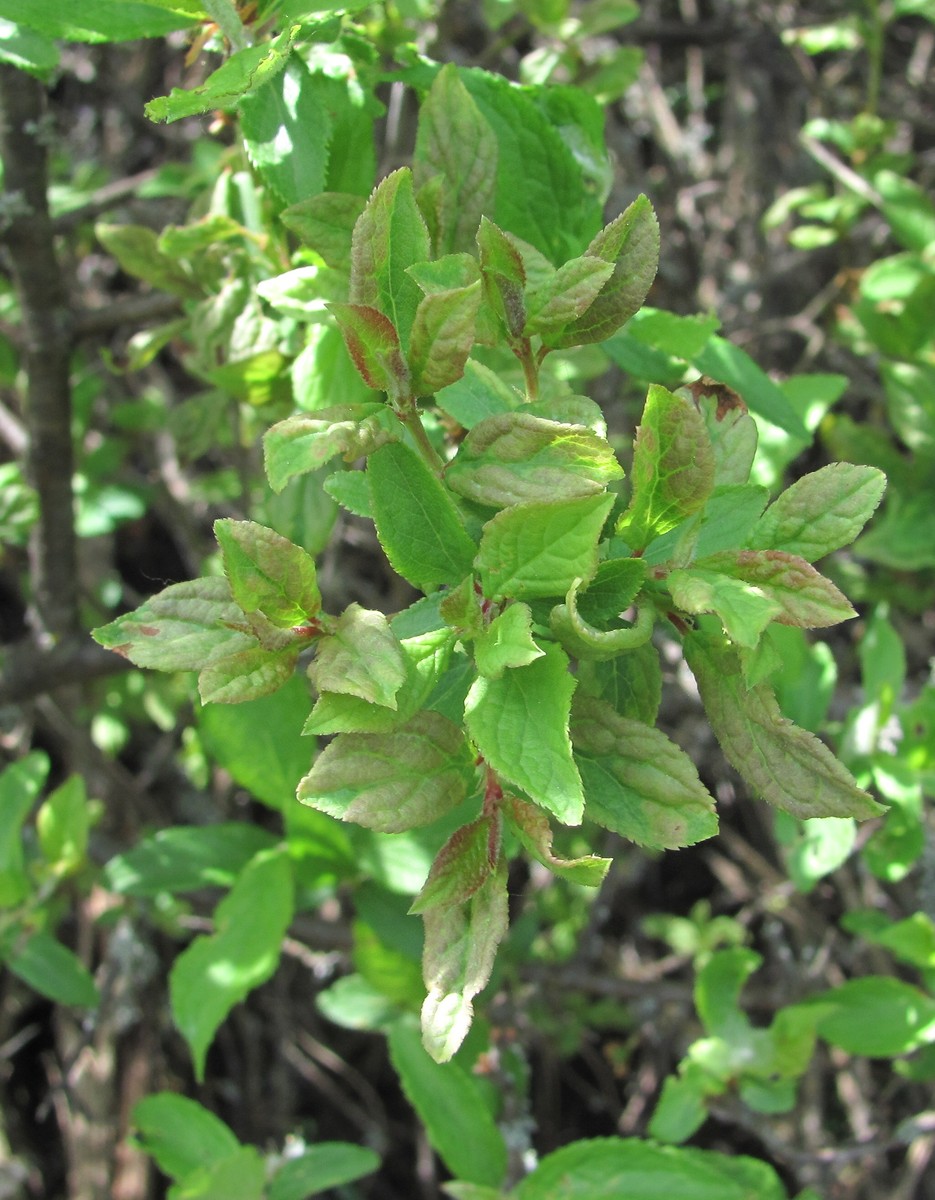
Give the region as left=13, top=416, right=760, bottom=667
left=407, top=282, right=482, bottom=396
left=667, top=567, right=782, bottom=648
left=689, top=549, right=856, bottom=628
left=388, top=1022, right=508, bottom=1181
left=446, top=412, right=623, bottom=508
left=350, top=168, right=431, bottom=349
left=465, top=642, right=584, bottom=824
left=410, top=816, right=498, bottom=913
left=692, top=335, right=808, bottom=438
left=413, top=63, right=498, bottom=257
left=170, top=847, right=294, bottom=1081
left=368, top=442, right=477, bottom=590
left=305, top=626, right=456, bottom=735
left=476, top=493, right=614, bottom=601
left=214, top=519, right=321, bottom=627
left=92, top=577, right=255, bottom=673
left=544, top=195, right=660, bottom=348
left=263, top=404, right=391, bottom=492
left=524, top=255, right=615, bottom=336
left=571, top=697, right=718, bottom=849
left=506, top=795, right=611, bottom=886
left=752, top=463, right=887, bottom=561
left=684, top=630, right=883, bottom=821
left=683, top=377, right=759, bottom=487
left=297, top=711, right=475, bottom=833
left=327, top=302, right=410, bottom=397
left=616, top=385, right=715, bottom=551
left=420, top=860, right=510, bottom=1063
left=473, top=602, right=544, bottom=679
left=198, top=642, right=299, bottom=705
left=477, top=217, right=527, bottom=339
left=308, top=603, right=407, bottom=709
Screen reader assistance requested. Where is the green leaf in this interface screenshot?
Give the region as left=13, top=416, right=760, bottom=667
left=411, top=817, right=497, bottom=913
left=215, top=519, right=321, bottom=627
left=280, top=192, right=366, bottom=271
left=413, top=63, right=498, bottom=257
left=92, top=577, right=254, bottom=673
left=0, top=19, right=59, bottom=78
left=692, top=485, right=769, bottom=558
left=525, top=255, right=615, bottom=336
left=368, top=441, right=477, bottom=590
left=692, top=336, right=808, bottom=438
left=0, top=753, right=48, bottom=902
left=407, top=283, right=482, bottom=396
left=688, top=550, right=856, bottom=628
left=626, top=307, right=720, bottom=359
left=474, top=602, right=544, bottom=679
left=104, top=823, right=279, bottom=896
left=684, top=630, right=883, bottom=820
left=805, top=977, right=935, bottom=1057
left=170, top=848, right=294, bottom=1080
left=131, top=1093, right=240, bottom=1183
left=446, top=413, right=623, bottom=508
left=668, top=567, right=782, bottom=648
left=506, top=795, right=610, bottom=886
left=170, top=1145, right=266, bottom=1200
left=36, top=776, right=90, bottom=876
left=239, top=59, right=331, bottom=206
left=309, top=603, right=407, bottom=709
left=465, top=642, right=584, bottom=824
left=268, top=1143, right=381, bottom=1200
left=456, top=69, right=606, bottom=263
left=263, top=404, right=391, bottom=492
left=476, top=493, right=613, bottom=601
left=0, top=0, right=198, bottom=42
left=617, top=385, right=715, bottom=551
left=435, top=358, right=521, bottom=430
left=388, top=1022, right=508, bottom=1181
left=752, top=464, right=886, bottom=561
left=350, top=168, right=431, bottom=349
left=95, top=223, right=201, bottom=298
left=695, top=948, right=760, bottom=1039
left=576, top=640, right=662, bottom=724
left=544, top=195, right=660, bottom=347
left=420, top=861, right=509, bottom=1062
left=297, top=711, right=475, bottom=833
left=146, top=26, right=298, bottom=122
left=5, top=932, right=98, bottom=1008
left=512, top=1137, right=788, bottom=1200
left=196, top=674, right=315, bottom=809
left=571, top=697, right=718, bottom=849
